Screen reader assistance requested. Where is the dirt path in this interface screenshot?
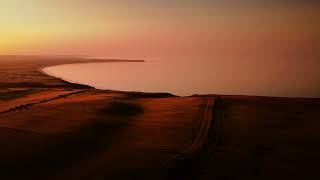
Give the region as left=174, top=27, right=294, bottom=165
left=0, top=89, right=92, bottom=116
left=163, top=97, right=216, bottom=179
left=183, top=98, right=214, bottom=154
left=170, top=98, right=214, bottom=159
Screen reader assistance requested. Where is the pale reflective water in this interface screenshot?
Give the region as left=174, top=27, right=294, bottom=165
left=43, top=60, right=320, bottom=97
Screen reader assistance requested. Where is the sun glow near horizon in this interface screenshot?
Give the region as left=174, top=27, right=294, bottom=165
left=0, top=1, right=319, bottom=60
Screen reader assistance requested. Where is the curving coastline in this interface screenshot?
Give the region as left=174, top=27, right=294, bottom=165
left=0, top=56, right=144, bottom=89
left=40, top=61, right=147, bottom=91
left=41, top=65, right=94, bottom=89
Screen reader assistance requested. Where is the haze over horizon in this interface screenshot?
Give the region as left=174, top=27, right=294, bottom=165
left=1, top=2, right=320, bottom=180
left=1, top=1, right=320, bottom=97
left=0, top=1, right=319, bottom=61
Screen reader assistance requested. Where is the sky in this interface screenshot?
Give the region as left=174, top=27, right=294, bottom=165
left=1, top=1, right=319, bottom=97
left=0, top=0, right=319, bottom=60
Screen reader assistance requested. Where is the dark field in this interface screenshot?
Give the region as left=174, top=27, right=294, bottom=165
left=0, top=56, right=319, bottom=180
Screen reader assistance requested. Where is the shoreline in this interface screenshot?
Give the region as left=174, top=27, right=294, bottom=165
left=0, top=56, right=144, bottom=89
left=40, top=63, right=320, bottom=99
left=40, top=65, right=94, bottom=89
left=40, top=61, right=182, bottom=96
left=1, top=55, right=317, bottom=99
left=40, top=61, right=146, bottom=90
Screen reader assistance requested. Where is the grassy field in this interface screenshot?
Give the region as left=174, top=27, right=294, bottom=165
left=0, top=56, right=319, bottom=180
left=0, top=88, right=44, bottom=101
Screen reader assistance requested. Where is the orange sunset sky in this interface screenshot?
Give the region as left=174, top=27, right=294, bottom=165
left=0, top=1, right=319, bottom=60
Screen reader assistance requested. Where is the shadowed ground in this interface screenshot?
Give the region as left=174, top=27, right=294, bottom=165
left=0, top=57, right=319, bottom=180
left=182, top=95, right=320, bottom=180
left=0, top=89, right=211, bottom=180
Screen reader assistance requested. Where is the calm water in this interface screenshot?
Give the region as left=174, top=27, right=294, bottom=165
left=43, top=60, right=320, bottom=97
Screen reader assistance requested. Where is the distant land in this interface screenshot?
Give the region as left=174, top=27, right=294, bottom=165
left=0, top=56, right=319, bottom=180
left=0, top=55, right=144, bottom=88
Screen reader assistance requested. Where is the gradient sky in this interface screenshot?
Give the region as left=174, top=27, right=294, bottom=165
left=0, top=1, right=319, bottom=60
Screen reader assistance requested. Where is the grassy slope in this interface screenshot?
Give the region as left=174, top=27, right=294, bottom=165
left=0, top=90, right=207, bottom=180
left=188, top=96, right=320, bottom=180
left=0, top=57, right=320, bottom=180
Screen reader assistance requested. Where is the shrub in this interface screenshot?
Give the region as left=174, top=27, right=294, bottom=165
left=102, top=101, right=144, bottom=116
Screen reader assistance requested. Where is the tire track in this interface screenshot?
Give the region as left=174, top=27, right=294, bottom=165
left=162, top=97, right=215, bottom=180
left=180, top=97, right=214, bottom=155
